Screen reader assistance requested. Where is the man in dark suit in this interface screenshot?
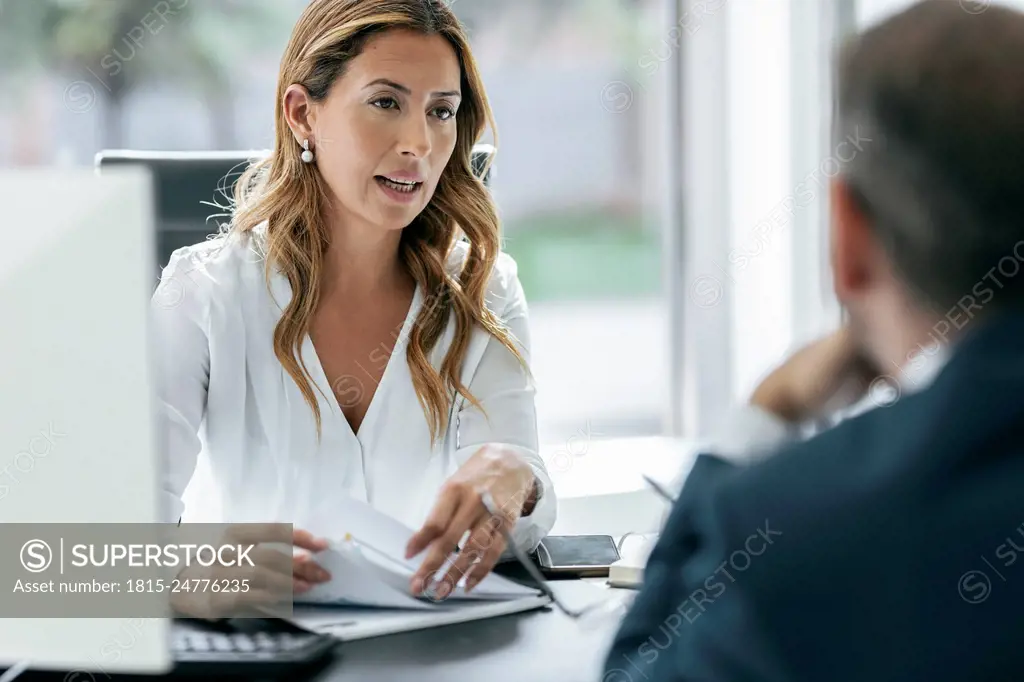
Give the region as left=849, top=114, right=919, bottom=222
left=603, top=1, right=1024, bottom=680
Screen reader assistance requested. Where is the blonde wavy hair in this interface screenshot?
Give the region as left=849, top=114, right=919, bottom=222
left=228, top=0, right=526, bottom=444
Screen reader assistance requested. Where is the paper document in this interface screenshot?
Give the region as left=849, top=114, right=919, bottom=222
left=296, top=497, right=541, bottom=608
left=289, top=594, right=552, bottom=641
left=299, top=543, right=436, bottom=610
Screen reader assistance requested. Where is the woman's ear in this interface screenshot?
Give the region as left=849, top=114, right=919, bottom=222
left=283, top=84, right=316, bottom=145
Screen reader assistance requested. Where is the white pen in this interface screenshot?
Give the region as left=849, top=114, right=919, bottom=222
left=340, top=533, right=419, bottom=573
left=343, top=534, right=455, bottom=600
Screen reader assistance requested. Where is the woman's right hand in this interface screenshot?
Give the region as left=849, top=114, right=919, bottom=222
left=291, top=528, right=331, bottom=594
left=169, top=525, right=332, bottom=619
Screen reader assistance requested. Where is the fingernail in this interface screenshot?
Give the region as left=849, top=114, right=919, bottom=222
left=295, top=580, right=311, bottom=593
left=437, top=581, right=452, bottom=599
left=317, top=569, right=330, bottom=581
left=411, top=577, right=424, bottom=594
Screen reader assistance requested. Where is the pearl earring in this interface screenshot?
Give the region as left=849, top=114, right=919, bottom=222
left=300, top=139, right=314, bottom=163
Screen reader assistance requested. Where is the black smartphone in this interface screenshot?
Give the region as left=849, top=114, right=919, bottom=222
left=535, top=535, right=621, bottom=578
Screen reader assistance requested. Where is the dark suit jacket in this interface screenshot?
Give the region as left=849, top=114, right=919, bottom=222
left=604, top=313, right=1024, bottom=682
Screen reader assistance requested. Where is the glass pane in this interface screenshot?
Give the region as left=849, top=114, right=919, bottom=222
left=445, top=0, right=669, bottom=446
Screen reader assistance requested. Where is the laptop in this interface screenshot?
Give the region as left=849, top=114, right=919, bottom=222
left=0, top=167, right=173, bottom=675
left=0, top=168, right=336, bottom=679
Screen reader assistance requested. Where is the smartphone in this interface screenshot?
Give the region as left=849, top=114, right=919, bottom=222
left=535, top=535, right=621, bottom=578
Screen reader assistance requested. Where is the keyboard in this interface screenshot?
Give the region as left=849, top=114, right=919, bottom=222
left=170, top=619, right=338, bottom=678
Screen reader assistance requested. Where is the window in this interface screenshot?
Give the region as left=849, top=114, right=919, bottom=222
left=448, top=0, right=669, bottom=448
left=673, top=0, right=848, bottom=438
left=0, top=0, right=671, bottom=454
left=0, top=0, right=853, bottom=453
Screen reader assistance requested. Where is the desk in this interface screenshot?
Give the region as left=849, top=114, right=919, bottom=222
left=307, top=580, right=628, bottom=682
left=11, top=582, right=630, bottom=682
left=13, top=435, right=682, bottom=682
left=303, top=434, right=693, bottom=681
left=290, top=438, right=688, bottom=680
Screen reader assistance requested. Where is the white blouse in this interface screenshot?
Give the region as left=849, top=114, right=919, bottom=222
left=148, top=226, right=556, bottom=553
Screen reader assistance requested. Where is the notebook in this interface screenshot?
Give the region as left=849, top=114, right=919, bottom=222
left=606, top=534, right=658, bottom=589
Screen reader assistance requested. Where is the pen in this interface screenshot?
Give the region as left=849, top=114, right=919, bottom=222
left=341, top=533, right=419, bottom=573
left=479, top=491, right=622, bottom=621
left=0, top=659, right=30, bottom=682
left=343, top=534, right=463, bottom=601
left=641, top=474, right=678, bottom=504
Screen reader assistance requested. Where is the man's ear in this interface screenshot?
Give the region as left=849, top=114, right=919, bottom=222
left=829, top=177, right=874, bottom=303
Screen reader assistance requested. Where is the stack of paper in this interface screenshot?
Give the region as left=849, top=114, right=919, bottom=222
left=298, top=539, right=542, bottom=609
left=286, top=499, right=551, bottom=640
left=294, top=497, right=544, bottom=609
left=289, top=593, right=553, bottom=642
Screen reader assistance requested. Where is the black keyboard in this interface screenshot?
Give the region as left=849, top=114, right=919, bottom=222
left=0, top=621, right=337, bottom=681
left=169, top=619, right=338, bottom=678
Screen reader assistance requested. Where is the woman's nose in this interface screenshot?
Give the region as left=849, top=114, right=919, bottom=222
left=397, top=116, right=432, bottom=158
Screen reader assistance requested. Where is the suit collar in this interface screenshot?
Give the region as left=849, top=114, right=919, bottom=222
left=921, top=311, right=1024, bottom=390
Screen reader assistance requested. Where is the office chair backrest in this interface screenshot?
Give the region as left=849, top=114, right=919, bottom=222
left=95, top=145, right=496, bottom=271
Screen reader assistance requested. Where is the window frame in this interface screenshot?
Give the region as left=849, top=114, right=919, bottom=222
left=667, top=0, right=854, bottom=438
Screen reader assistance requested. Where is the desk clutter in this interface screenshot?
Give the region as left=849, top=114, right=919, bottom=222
left=276, top=497, right=553, bottom=640
left=274, top=497, right=636, bottom=642
left=285, top=500, right=631, bottom=640
left=607, top=533, right=659, bottom=589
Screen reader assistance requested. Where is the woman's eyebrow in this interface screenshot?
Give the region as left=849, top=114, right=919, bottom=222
left=364, top=78, right=461, bottom=99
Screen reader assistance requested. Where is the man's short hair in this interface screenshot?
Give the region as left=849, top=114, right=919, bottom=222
left=836, top=0, right=1024, bottom=316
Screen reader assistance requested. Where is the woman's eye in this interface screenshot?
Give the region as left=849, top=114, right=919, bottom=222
left=434, top=106, right=456, bottom=121
left=372, top=96, right=399, bottom=111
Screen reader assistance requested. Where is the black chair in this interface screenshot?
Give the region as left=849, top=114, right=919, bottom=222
left=95, top=145, right=496, bottom=271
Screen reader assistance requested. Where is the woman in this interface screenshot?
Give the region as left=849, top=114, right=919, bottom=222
left=151, top=0, right=556, bottom=601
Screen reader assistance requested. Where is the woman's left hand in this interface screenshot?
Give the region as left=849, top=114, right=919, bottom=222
left=404, top=444, right=537, bottom=598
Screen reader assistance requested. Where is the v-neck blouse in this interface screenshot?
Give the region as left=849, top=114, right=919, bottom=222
left=149, top=228, right=556, bottom=553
